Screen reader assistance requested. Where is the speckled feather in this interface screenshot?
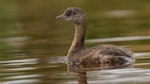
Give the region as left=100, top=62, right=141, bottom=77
left=68, top=45, right=133, bottom=65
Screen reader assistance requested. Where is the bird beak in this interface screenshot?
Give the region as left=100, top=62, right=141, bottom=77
left=56, top=14, right=65, bottom=19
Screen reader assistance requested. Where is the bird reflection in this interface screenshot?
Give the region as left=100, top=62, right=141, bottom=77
left=67, top=62, right=133, bottom=84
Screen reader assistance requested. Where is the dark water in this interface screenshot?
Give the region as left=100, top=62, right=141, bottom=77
left=0, top=0, right=150, bottom=84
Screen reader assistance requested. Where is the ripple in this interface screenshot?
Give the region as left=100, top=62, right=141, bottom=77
left=5, top=67, right=39, bottom=71
left=3, top=79, right=39, bottom=84
left=0, top=58, right=38, bottom=66
left=135, top=63, right=150, bottom=66
left=89, top=76, right=150, bottom=84
left=66, top=68, right=150, bottom=84
left=86, top=36, right=150, bottom=43
left=4, top=74, right=43, bottom=80
left=49, top=56, right=66, bottom=64
left=134, top=52, right=150, bottom=58
left=93, top=69, right=150, bottom=83
left=0, top=36, right=30, bottom=47
left=0, top=58, right=37, bottom=64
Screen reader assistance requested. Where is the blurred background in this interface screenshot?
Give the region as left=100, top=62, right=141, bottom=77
left=0, top=0, right=149, bottom=84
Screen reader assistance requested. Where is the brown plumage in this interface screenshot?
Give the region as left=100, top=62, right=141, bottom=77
left=56, top=7, right=133, bottom=66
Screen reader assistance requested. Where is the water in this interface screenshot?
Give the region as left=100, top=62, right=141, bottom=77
left=0, top=0, right=150, bottom=84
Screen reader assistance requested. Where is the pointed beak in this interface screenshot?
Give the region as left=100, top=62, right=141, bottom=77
left=56, top=14, right=65, bottom=19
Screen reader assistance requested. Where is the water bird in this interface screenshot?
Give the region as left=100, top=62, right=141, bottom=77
left=56, top=7, right=133, bottom=66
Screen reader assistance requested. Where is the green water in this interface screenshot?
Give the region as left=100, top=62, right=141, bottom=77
left=0, top=0, right=150, bottom=84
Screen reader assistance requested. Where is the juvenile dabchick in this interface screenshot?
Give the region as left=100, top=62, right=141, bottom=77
left=56, top=7, right=133, bottom=65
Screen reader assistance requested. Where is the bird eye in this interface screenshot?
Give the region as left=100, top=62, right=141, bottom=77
left=65, top=10, right=72, bottom=16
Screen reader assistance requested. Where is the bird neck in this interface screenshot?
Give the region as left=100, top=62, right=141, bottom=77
left=67, top=23, right=86, bottom=58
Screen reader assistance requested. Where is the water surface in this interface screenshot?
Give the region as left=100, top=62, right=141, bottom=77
left=0, top=0, right=150, bottom=84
